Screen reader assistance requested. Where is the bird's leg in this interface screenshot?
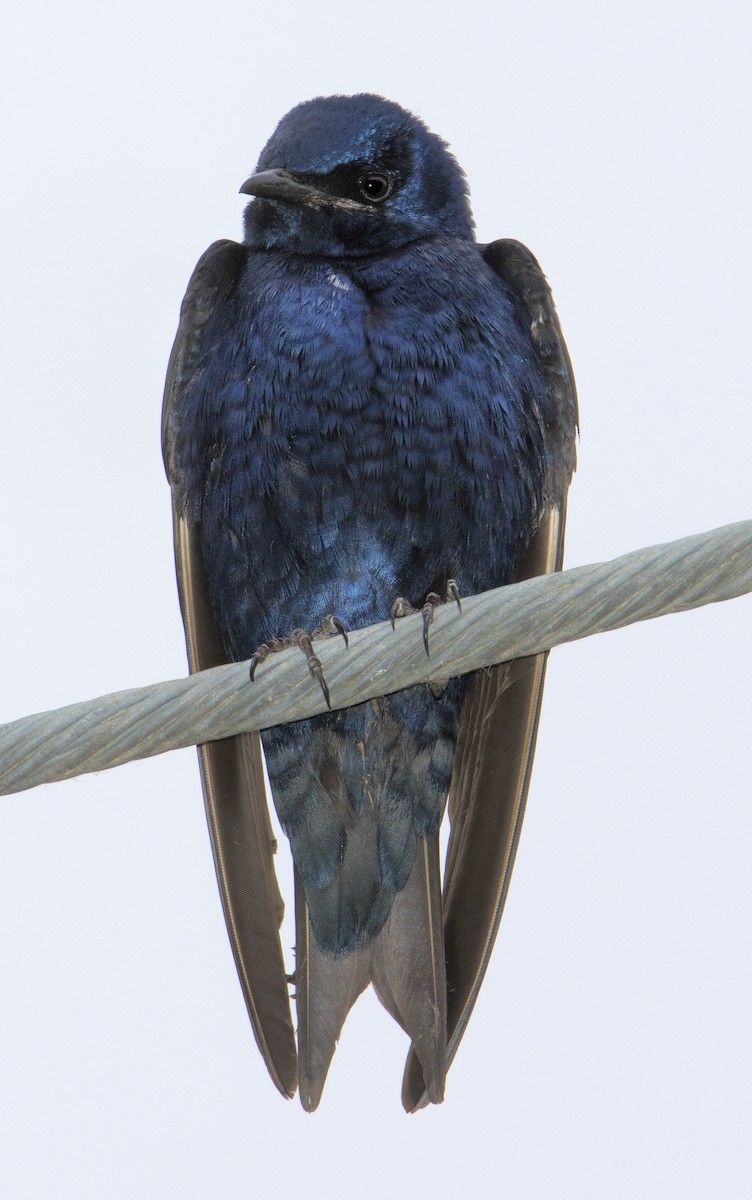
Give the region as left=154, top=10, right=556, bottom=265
left=391, top=578, right=462, bottom=656
left=249, top=614, right=348, bottom=710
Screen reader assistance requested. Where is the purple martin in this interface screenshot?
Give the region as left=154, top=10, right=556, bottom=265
left=162, top=94, right=577, bottom=1110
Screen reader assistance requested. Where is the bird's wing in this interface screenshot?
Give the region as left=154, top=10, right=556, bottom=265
left=402, top=238, right=578, bottom=1110
left=162, top=240, right=298, bottom=1099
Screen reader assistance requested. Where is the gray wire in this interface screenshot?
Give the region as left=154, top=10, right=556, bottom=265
left=1, top=519, right=750, bottom=797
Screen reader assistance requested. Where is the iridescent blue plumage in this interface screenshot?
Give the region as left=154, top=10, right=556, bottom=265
left=164, top=94, right=576, bottom=1106
left=169, top=202, right=549, bottom=951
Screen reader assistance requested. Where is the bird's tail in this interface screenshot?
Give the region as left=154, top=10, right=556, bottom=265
left=294, top=835, right=446, bottom=1111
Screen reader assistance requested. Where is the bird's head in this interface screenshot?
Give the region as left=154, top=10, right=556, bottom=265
left=241, top=94, right=474, bottom=256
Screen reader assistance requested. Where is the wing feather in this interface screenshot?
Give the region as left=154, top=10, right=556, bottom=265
left=163, top=242, right=297, bottom=1098
left=402, top=240, right=578, bottom=1109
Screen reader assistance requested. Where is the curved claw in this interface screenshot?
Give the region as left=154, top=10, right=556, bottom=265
left=313, top=612, right=349, bottom=650
left=390, top=597, right=417, bottom=630
left=422, top=613, right=432, bottom=656
left=421, top=593, right=441, bottom=657
left=293, top=629, right=332, bottom=710
left=331, top=616, right=349, bottom=648
left=249, top=644, right=270, bottom=681
left=310, top=661, right=332, bottom=710
left=248, top=618, right=344, bottom=708
left=447, top=578, right=462, bottom=613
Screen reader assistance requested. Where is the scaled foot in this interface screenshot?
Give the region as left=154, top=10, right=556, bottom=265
left=390, top=579, right=462, bottom=655
left=249, top=615, right=348, bottom=709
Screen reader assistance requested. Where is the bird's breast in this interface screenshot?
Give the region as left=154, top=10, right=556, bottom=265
left=185, top=240, right=546, bottom=655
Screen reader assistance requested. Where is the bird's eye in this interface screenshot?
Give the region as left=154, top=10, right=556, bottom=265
left=357, top=173, right=392, bottom=203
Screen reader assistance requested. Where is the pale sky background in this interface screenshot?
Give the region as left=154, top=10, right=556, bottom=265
left=1, top=1, right=750, bottom=1196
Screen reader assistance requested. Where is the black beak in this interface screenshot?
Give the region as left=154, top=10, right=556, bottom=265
left=239, top=168, right=323, bottom=205
left=239, top=168, right=368, bottom=214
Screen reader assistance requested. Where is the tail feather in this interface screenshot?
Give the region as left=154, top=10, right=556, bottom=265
left=294, top=837, right=446, bottom=1110
left=294, top=873, right=373, bottom=1112
left=373, top=835, right=446, bottom=1108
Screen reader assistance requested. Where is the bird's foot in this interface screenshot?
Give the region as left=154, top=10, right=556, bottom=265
left=390, top=579, right=462, bottom=656
left=249, top=615, right=348, bottom=710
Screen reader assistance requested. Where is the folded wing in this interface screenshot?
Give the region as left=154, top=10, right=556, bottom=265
left=402, top=239, right=578, bottom=1110
left=163, top=241, right=297, bottom=1099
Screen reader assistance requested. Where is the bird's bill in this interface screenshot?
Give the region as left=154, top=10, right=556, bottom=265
left=239, top=168, right=316, bottom=201
left=239, top=168, right=366, bottom=214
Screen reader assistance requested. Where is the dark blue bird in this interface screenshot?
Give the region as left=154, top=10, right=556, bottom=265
left=163, top=95, right=577, bottom=1110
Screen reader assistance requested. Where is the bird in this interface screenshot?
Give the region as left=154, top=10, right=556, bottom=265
left=162, top=94, right=577, bottom=1111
